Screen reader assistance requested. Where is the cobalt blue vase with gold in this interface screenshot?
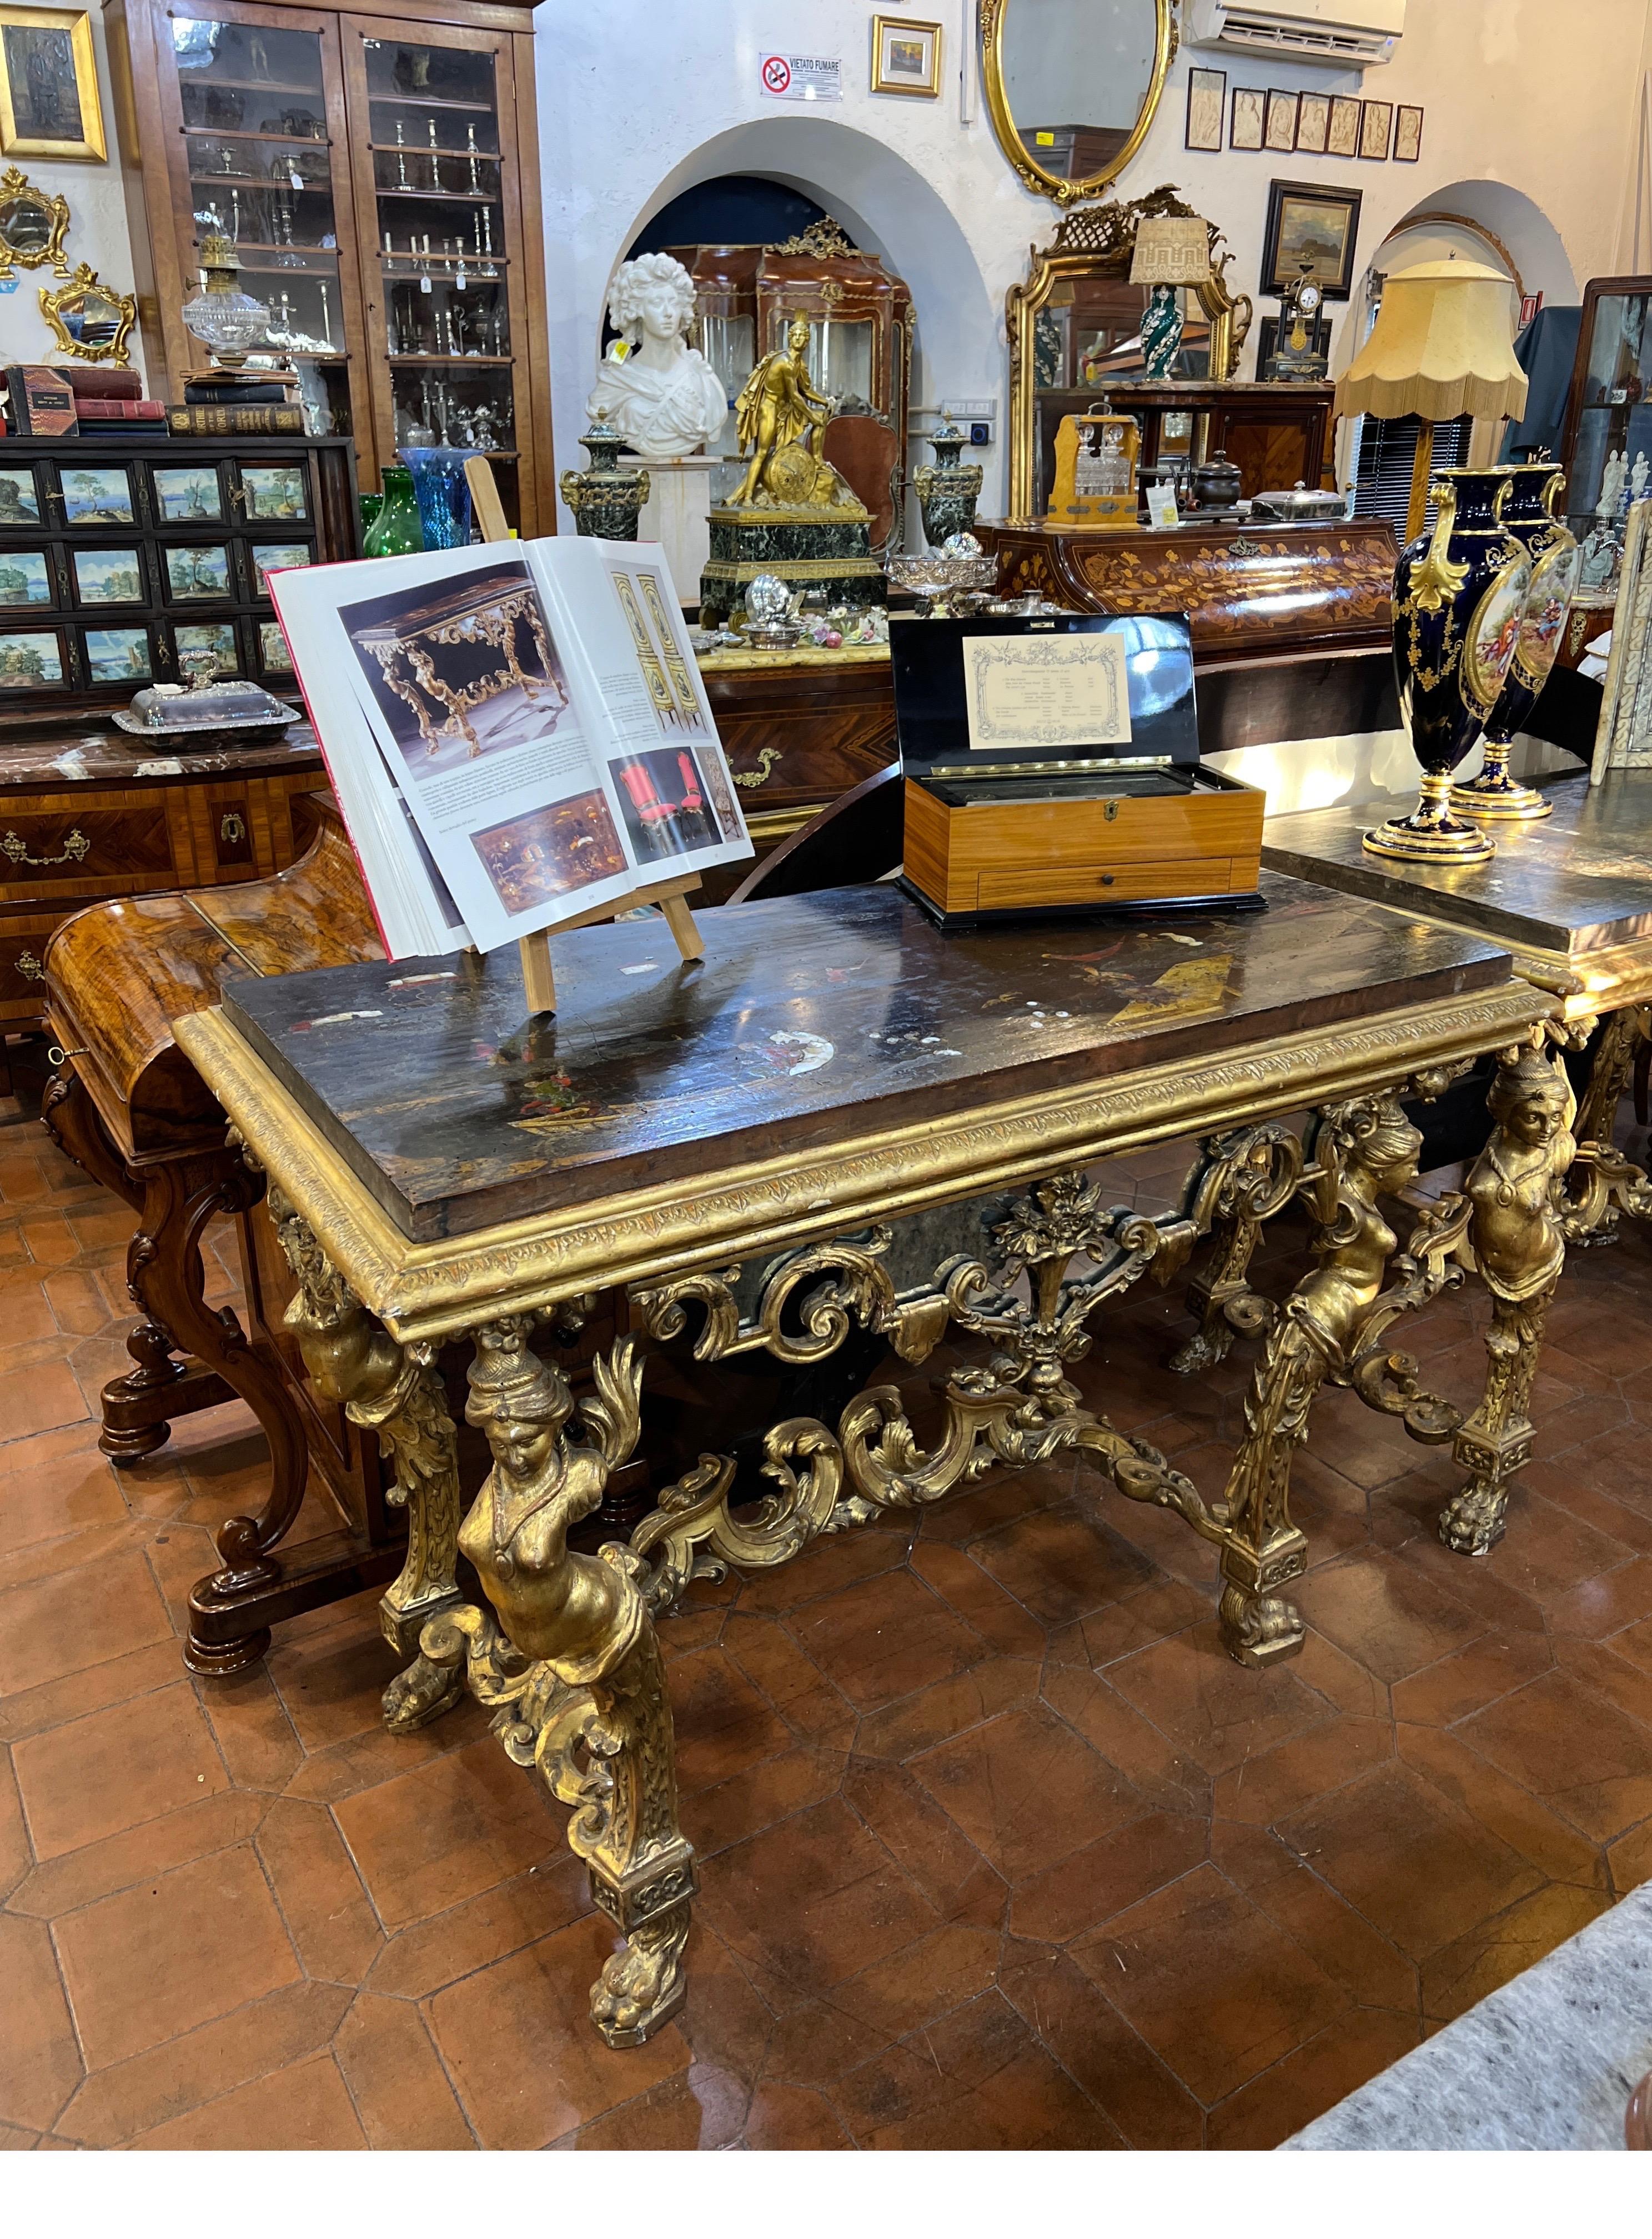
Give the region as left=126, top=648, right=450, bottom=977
left=1450, top=463, right=1580, bottom=824
left=1366, top=464, right=1532, bottom=866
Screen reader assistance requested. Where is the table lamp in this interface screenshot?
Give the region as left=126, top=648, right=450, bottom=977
left=1339, top=257, right=1532, bottom=866
left=1128, top=217, right=1210, bottom=380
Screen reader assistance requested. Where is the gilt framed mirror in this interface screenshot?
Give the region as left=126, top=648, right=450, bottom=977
left=0, top=163, right=68, bottom=279
left=1006, top=193, right=1252, bottom=517
left=981, top=0, right=1175, bottom=205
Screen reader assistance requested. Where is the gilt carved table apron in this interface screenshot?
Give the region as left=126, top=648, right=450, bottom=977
left=175, top=878, right=1565, bottom=2051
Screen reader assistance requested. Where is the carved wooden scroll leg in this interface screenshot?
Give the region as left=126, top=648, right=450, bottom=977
left=115, top=1151, right=313, bottom=1678
left=264, top=1184, right=464, bottom=1728
left=1169, top=1123, right=1303, bottom=1375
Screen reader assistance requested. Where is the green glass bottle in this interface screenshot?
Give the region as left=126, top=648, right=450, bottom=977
left=358, top=490, right=383, bottom=540
left=362, top=465, right=424, bottom=557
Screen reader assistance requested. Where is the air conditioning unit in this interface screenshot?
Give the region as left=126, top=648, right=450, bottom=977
left=1186, top=0, right=1405, bottom=69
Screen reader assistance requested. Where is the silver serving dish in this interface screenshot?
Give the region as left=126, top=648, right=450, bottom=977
left=114, top=674, right=302, bottom=739
left=1251, top=484, right=1349, bottom=522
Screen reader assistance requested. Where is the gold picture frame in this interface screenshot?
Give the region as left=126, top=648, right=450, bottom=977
left=871, top=14, right=941, bottom=98
left=0, top=8, right=104, bottom=163
left=39, top=260, right=134, bottom=364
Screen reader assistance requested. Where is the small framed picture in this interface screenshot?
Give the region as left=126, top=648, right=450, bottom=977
left=870, top=14, right=940, bottom=98
left=165, top=544, right=233, bottom=600
left=1231, top=87, right=1265, bottom=151
left=1186, top=66, right=1226, bottom=153
left=0, top=466, right=40, bottom=524
left=238, top=464, right=308, bottom=521
left=152, top=465, right=224, bottom=523
left=1328, top=94, right=1362, bottom=158
left=0, top=551, right=52, bottom=606
left=0, top=627, right=65, bottom=687
left=0, top=7, right=106, bottom=163
left=73, top=547, right=144, bottom=604
left=250, top=541, right=310, bottom=595
left=60, top=464, right=135, bottom=525
left=84, top=625, right=152, bottom=685
left=1393, top=104, right=1423, bottom=163
left=1359, top=99, right=1393, bottom=160
left=175, top=620, right=239, bottom=674
left=258, top=619, right=293, bottom=672
left=1265, top=91, right=1298, bottom=153
left=1261, top=178, right=1364, bottom=300
left=1296, top=92, right=1330, bottom=156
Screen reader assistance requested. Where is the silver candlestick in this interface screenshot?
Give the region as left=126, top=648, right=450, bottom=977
left=428, top=118, right=441, bottom=191
left=466, top=123, right=480, bottom=194
left=395, top=121, right=407, bottom=189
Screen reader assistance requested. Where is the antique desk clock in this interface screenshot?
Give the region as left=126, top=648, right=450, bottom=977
left=891, top=612, right=1264, bottom=923
left=1264, top=264, right=1330, bottom=383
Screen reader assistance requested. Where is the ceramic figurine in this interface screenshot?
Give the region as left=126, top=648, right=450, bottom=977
left=588, top=253, right=728, bottom=464
left=1452, top=463, right=1580, bottom=823
left=1365, top=465, right=1532, bottom=865
left=1601, top=448, right=1628, bottom=518
left=1634, top=451, right=1649, bottom=504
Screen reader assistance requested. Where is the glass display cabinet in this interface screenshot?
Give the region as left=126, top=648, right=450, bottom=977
left=665, top=223, right=913, bottom=552
left=1559, top=275, right=1652, bottom=549
left=106, top=0, right=553, bottom=534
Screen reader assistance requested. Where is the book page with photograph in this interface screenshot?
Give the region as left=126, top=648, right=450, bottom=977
left=273, top=546, right=639, bottom=953
left=525, top=537, right=754, bottom=882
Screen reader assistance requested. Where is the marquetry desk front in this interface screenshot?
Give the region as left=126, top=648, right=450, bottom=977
left=174, top=880, right=1560, bottom=2051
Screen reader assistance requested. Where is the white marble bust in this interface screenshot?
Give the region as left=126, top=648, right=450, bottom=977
left=588, top=253, right=727, bottom=464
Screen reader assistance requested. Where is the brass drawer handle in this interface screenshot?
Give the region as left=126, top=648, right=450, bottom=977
left=14, top=949, right=44, bottom=982
left=220, top=810, right=247, bottom=844
left=731, top=746, right=783, bottom=790
left=2, top=826, right=91, bottom=867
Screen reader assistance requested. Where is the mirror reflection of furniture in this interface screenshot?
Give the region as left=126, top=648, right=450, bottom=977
left=664, top=222, right=913, bottom=550
left=1006, top=192, right=1252, bottom=518
left=1336, top=258, right=1528, bottom=543
left=38, top=260, right=136, bottom=364
left=980, top=0, right=1173, bottom=204
left=1558, top=273, right=1652, bottom=546
left=0, top=163, right=68, bottom=279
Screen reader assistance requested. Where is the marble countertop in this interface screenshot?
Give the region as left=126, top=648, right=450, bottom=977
left=0, top=720, right=322, bottom=787
left=1283, top=1880, right=1652, bottom=2150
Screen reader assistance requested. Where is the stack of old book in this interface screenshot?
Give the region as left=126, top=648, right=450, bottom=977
left=4, top=363, right=167, bottom=436
left=167, top=368, right=302, bottom=437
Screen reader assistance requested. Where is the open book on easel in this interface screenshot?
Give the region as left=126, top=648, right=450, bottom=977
left=267, top=525, right=753, bottom=1002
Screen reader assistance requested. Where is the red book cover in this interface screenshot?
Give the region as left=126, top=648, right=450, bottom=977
left=74, top=399, right=166, bottom=421
left=59, top=366, right=143, bottom=401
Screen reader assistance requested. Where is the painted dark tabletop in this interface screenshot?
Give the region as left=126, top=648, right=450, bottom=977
left=220, top=876, right=1513, bottom=1243
left=1262, top=772, right=1652, bottom=957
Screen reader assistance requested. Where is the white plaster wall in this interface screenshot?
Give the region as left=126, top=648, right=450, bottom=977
left=0, top=0, right=148, bottom=386
left=534, top=0, right=1652, bottom=532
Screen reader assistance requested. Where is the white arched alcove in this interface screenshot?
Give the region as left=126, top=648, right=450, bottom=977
left=546, top=116, right=1000, bottom=533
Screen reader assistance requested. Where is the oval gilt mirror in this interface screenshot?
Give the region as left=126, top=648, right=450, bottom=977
left=981, top=0, right=1173, bottom=205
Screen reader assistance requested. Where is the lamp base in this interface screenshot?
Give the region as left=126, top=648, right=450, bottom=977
left=1363, top=772, right=1496, bottom=865
left=1139, top=284, right=1184, bottom=381
left=1449, top=744, right=1553, bottom=822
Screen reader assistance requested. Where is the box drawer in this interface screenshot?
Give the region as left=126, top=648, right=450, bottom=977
left=977, top=859, right=1239, bottom=911
left=0, top=801, right=175, bottom=897
left=0, top=910, right=69, bottom=1019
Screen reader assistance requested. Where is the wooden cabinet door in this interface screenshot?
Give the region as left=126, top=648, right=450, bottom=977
left=131, top=0, right=375, bottom=451
left=339, top=14, right=543, bottom=531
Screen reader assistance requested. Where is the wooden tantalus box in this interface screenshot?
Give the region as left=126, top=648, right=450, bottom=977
left=892, top=612, right=1264, bottom=925
left=1048, top=411, right=1141, bottom=525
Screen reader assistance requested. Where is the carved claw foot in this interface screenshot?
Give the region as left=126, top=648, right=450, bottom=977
left=382, top=1647, right=467, bottom=1732
left=1218, top=1581, right=1305, bottom=1668
left=1438, top=1485, right=1507, bottom=1557
left=589, top=1903, right=691, bottom=2048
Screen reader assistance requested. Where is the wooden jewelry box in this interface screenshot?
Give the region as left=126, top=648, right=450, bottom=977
left=891, top=611, right=1265, bottom=924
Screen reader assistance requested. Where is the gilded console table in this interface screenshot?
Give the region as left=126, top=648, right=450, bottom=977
left=350, top=570, right=560, bottom=760
left=175, top=880, right=1560, bottom=2050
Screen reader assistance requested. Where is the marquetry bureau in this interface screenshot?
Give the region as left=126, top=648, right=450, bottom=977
left=172, top=876, right=1570, bottom=2049
left=0, top=721, right=329, bottom=1093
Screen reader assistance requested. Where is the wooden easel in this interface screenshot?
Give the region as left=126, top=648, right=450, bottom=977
left=463, top=456, right=705, bottom=1015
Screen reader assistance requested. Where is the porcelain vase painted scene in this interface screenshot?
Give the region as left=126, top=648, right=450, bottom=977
left=1367, top=464, right=1533, bottom=865
left=1450, top=462, right=1581, bottom=822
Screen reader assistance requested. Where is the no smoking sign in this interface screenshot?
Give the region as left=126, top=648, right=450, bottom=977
left=758, top=51, right=842, bottom=103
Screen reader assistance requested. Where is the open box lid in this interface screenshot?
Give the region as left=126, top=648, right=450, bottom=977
left=890, top=611, right=1199, bottom=782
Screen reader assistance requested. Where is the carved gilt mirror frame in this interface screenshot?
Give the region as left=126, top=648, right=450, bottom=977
left=38, top=261, right=135, bottom=365
left=0, top=163, right=68, bottom=279
left=1005, top=189, right=1253, bottom=519
left=981, top=0, right=1177, bottom=207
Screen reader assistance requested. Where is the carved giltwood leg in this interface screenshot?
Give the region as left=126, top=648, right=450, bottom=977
left=1170, top=1122, right=1303, bottom=1374
left=1438, top=1042, right=1578, bottom=1557
left=1574, top=1007, right=1644, bottom=1157
left=264, top=1183, right=464, bottom=1728
left=1213, top=1307, right=1320, bottom=1666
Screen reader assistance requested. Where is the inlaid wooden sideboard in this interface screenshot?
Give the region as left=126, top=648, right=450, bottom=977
left=0, top=724, right=330, bottom=1087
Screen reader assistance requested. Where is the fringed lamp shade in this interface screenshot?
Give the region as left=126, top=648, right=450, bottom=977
left=1337, top=257, right=1527, bottom=541
left=1335, top=257, right=1528, bottom=423
left=1127, top=217, right=1212, bottom=287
